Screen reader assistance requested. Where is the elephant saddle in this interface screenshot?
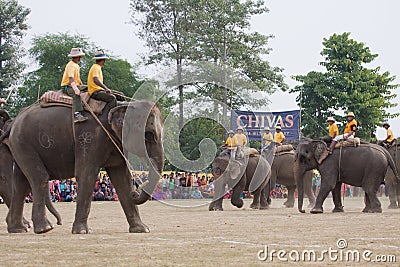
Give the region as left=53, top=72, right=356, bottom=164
left=334, top=138, right=361, bottom=149
left=275, top=144, right=294, bottom=156
left=40, top=90, right=107, bottom=115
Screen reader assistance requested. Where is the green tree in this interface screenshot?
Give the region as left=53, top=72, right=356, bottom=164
left=292, top=32, right=398, bottom=140
left=0, top=0, right=30, bottom=94
left=14, top=33, right=142, bottom=114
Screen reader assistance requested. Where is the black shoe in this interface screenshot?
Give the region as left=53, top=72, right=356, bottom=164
left=74, top=112, right=88, bottom=123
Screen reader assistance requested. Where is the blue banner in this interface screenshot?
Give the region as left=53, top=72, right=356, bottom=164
left=230, top=110, right=300, bottom=141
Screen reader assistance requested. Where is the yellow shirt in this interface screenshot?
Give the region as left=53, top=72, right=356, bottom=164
left=328, top=123, right=339, bottom=138
left=387, top=128, right=395, bottom=142
left=274, top=132, right=285, bottom=143
left=88, top=63, right=104, bottom=95
left=225, top=136, right=237, bottom=151
left=234, top=133, right=247, bottom=146
left=263, top=132, right=273, bottom=146
left=344, top=119, right=357, bottom=134
left=61, top=61, right=82, bottom=86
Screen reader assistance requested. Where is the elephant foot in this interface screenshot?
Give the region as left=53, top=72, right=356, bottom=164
left=209, top=206, right=224, bottom=211
left=231, top=199, right=244, bottom=209
left=34, top=222, right=54, bottom=234
left=56, top=219, right=63, bottom=226
left=129, top=222, right=150, bottom=233
left=209, top=202, right=223, bottom=211
left=387, top=203, right=399, bottom=209
left=367, top=207, right=382, bottom=213
left=310, top=207, right=323, bottom=214
left=259, top=204, right=270, bottom=210
left=72, top=223, right=91, bottom=234
left=332, top=206, right=344, bottom=213
left=22, top=217, right=32, bottom=228
left=283, top=202, right=294, bottom=208
left=362, top=207, right=370, bottom=213
left=307, top=202, right=316, bottom=209
left=250, top=203, right=260, bottom=209
left=7, top=225, right=29, bottom=233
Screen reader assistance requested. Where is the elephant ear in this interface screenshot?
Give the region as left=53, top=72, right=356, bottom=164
left=228, top=160, right=243, bottom=180
left=312, top=141, right=328, bottom=163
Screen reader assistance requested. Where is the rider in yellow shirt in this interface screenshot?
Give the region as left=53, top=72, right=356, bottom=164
left=327, top=117, right=338, bottom=138
left=88, top=50, right=117, bottom=109
left=222, top=130, right=237, bottom=159
left=382, top=122, right=395, bottom=147
left=61, top=48, right=87, bottom=123
left=234, top=126, right=247, bottom=158
left=263, top=127, right=273, bottom=147
left=274, top=126, right=285, bottom=145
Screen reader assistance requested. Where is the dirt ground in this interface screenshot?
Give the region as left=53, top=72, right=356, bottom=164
left=0, top=197, right=399, bottom=266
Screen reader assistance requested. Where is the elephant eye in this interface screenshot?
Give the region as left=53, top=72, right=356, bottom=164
left=305, top=150, right=309, bottom=154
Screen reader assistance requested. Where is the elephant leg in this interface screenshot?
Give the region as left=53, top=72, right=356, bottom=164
left=311, top=176, right=336, bottom=214
left=332, top=183, right=344, bottom=212
left=72, top=168, right=98, bottom=234
left=396, top=182, right=400, bottom=208
left=259, top=186, right=269, bottom=210
left=283, top=186, right=295, bottom=208
left=363, top=193, right=371, bottom=212
left=106, top=166, right=150, bottom=233
left=209, top=197, right=224, bottom=211
left=250, top=187, right=262, bottom=209
left=363, top=187, right=382, bottom=213
left=7, top=166, right=31, bottom=233
left=231, top=178, right=245, bottom=208
left=386, top=181, right=398, bottom=209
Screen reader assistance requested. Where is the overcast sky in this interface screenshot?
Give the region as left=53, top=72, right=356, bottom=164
left=18, top=0, right=400, bottom=138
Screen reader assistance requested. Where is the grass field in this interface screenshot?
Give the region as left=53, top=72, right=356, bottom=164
left=0, top=197, right=399, bottom=266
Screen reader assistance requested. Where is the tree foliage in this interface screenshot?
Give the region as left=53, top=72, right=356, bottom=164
left=0, top=0, right=30, bottom=93
left=292, top=32, right=398, bottom=140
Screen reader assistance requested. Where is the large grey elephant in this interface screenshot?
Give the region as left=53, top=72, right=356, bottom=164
left=383, top=144, right=400, bottom=208
left=208, top=153, right=271, bottom=211
left=262, top=149, right=315, bottom=208
left=7, top=100, right=164, bottom=234
left=294, top=140, right=398, bottom=213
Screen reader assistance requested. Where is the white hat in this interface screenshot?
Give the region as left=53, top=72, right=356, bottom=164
left=237, top=126, right=244, bottom=131
left=68, top=48, right=85, bottom=58
left=93, top=50, right=109, bottom=60
left=326, top=117, right=335, bottom=122
left=275, top=125, right=282, bottom=130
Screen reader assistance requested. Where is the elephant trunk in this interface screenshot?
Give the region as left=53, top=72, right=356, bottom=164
left=294, top=162, right=306, bottom=213
left=131, top=156, right=164, bottom=205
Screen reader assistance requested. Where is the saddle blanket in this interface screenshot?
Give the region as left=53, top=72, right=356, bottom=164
left=335, top=137, right=360, bottom=149
left=40, top=90, right=106, bottom=115
left=275, top=144, right=294, bottom=153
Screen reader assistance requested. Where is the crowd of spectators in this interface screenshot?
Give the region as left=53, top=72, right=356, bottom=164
left=5, top=171, right=389, bottom=205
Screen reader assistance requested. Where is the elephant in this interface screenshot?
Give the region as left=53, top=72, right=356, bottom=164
left=7, top=100, right=164, bottom=234
left=382, top=144, right=400, bottom=209
left=208, top=152, right=271, bottom=211
left=0, top=112, right=62, bottom=227
left=262, top=149, right=315, bottom=208
left=294, top=140, right=399, bottom=213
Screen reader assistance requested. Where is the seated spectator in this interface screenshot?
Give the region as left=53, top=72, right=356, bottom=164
left=191, top=188, right=203, bottom=199
left=94, top=189, right=105, bottom=201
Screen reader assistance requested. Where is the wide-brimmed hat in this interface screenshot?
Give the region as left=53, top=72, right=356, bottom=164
left=228, top=130, right=234, bottom=134
left=93, top=50, right=109, bottom=60
left=264, top=127, right=270, bottom=131
left=326, top=117, right=335, bottom=122
left=237, top=126, right=244, bottom=131
left=275, top=125, right=282, bottom=130
left=383, top=122, right=390, bottom=127
left=347, top=112, right=355, bottom=117
left=68, top=48, right=85, bottom=58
